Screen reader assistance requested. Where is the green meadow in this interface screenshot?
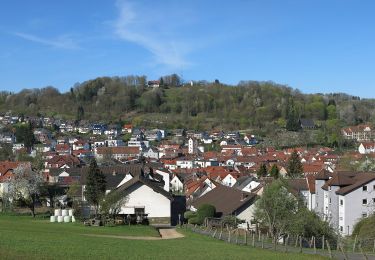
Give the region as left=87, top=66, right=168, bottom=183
left=0, top=215, right=325, bottom=259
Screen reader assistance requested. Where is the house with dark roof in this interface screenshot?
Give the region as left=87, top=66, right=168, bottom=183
left=299, top=119, right=316, bottom=129
left=314, top=170, right=375, bottom=236
left=191, top=184, right=257, bottom=229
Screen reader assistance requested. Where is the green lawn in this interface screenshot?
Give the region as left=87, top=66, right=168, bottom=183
left=0, top=215, right=325, bottom=260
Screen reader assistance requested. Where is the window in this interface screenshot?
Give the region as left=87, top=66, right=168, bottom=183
left=363, top=199, right=368, bottom=205
left=340, top=226, right=343, bottom=232
left=340, top=200, right=343, bottom=206
left=329, top=198, right=332, bottom=204
left=363, top=185, right=368, bottom=191
left=329, top=186, right=332, bottom=191
left=373, top=185, right=375, bottom=190
left=373, top=198, right=375, bottom=203
left=362, top=213, right=368, bottom=218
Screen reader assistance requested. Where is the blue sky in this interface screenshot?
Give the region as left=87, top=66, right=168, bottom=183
left=1, top=0, right=375, bottom=97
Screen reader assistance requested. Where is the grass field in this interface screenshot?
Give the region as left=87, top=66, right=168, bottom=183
left=0, top=215, right=325, bottom=259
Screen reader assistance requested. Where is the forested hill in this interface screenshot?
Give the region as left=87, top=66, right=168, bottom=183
left=0, top=75, right=374, bottom=132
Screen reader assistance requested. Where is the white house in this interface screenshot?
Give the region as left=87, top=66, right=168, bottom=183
left=170, top=175, right=184, bottom=193
left=176, top=158, right=194, bottom=169
left=106, top=139, right=125, bottom=147
left=221, top=173, right=237, bottom=187
left=116, top=176, right=173, bottom=224
left=358, top=142, right=375, bottom=154
left=143, top=147, right=159, bottom=160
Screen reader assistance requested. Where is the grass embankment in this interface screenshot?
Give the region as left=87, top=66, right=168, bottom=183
left=0, top=215, right=325, bottom=259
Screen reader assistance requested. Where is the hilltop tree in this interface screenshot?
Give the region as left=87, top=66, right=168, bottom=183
left=76, top=105, right=84, bottom=121
left=15, top=123, right=35, bottom=149
left=286, top=150, right=303, bottom=178
left=257, top=163, right=268, bottom=178
left=85, top=159, right=106, bottom=216
left=286, top=98, right=300, bottom=131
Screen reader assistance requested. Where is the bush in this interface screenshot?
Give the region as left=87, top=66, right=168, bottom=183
left=184, top=211, right=196, bottom=220
left=222, top=215, right=245, bottom=228
left=197, top=204, right=216, bottom=219
left=352, top=214, right=375, bottom=240
left=192, top=204, right=216, bottom=225
left=188, top=217, right=202, bottom=225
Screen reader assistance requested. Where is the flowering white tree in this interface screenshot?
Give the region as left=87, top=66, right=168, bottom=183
left=8, top=164, right=43, bottom=217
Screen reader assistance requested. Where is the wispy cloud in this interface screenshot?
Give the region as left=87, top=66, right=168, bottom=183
left=13, top=32, right=80, bottom=50
left=113, top=0, right=192, bottom=69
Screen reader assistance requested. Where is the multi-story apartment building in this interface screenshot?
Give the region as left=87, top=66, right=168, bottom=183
left=315, top=170, right=375, bottom=236
left=342, top=124, right=373, bottom=142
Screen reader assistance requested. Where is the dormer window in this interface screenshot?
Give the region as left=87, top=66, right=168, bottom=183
left=363, top=185, right=368, bottom=191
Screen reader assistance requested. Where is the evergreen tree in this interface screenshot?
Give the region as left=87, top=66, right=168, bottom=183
left=257, top=163, right=268, bottom=178
left=15, top=123, right=35, bottom=150
left=269, top=164, right=280, bottom=179
left=85, top=159, right=106, bottom=216
left=159, top=77, right=165, bottom=88
left=76, top=105, right=84, bottom=121
left=286, top=98, right=300, bottom=131
left=286, top=150, right=303, bottom=178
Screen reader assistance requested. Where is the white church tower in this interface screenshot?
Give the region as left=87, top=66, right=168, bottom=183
left=188, top=138, right=197, bottom=154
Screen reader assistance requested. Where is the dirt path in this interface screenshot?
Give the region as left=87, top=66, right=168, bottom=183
left=82, top=228, right=184, bottom=241
left=158, top=228, right=185, bottom=239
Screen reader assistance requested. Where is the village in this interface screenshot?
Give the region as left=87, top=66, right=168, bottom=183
left=1, top=113, right=375, bottom=241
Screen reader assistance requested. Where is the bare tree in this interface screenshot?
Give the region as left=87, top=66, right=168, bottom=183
left=100, top=190, right=129, bottom=223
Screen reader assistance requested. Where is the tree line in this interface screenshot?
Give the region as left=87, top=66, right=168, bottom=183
left=1, top=75, right=374, bottom=137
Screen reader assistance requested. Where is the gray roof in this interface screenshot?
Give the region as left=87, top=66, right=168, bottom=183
left=191, top=184, right=257, bottom=216
left=232, top=176, right=254, bottom=190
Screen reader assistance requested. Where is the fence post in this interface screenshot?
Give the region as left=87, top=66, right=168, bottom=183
left=258, top=230, right=261, bottom=241
left=261, top=235, right=265, bottom=249
left=284, top=235, right=289, bottom=253
left=373, top=240, right=375, bottom=253
left=326, top=240, right=332, bottom=259
left=353, top=235, right=358, bottom=252
left=274, top=236, right=277, bottom=250
left=336, top=235, right=340, bottom=251
left=252, top=232, right=255, bottom=247
left=313, top=236, right=316, bottom=254
left=228, top=230, right=231, bottom=243
left=299, top=236, right=302, bottom=253
left=244, top=231, right=247, bottom=245
left=322, top=235, right=325, bottom=250
left=359, top=244, right=368, bottom=260
left=236, top=230, right=239, bottom=244
left=295, top=235, right=299, bottom=247
left=219, top=228, right=223, bottom=240
left=339, top=243, right=348, bottom=260
left=212, top=229, right=217, bottom=238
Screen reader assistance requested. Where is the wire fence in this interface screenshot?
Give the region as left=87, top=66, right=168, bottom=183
left=183, top=224, right=375, bottom=260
